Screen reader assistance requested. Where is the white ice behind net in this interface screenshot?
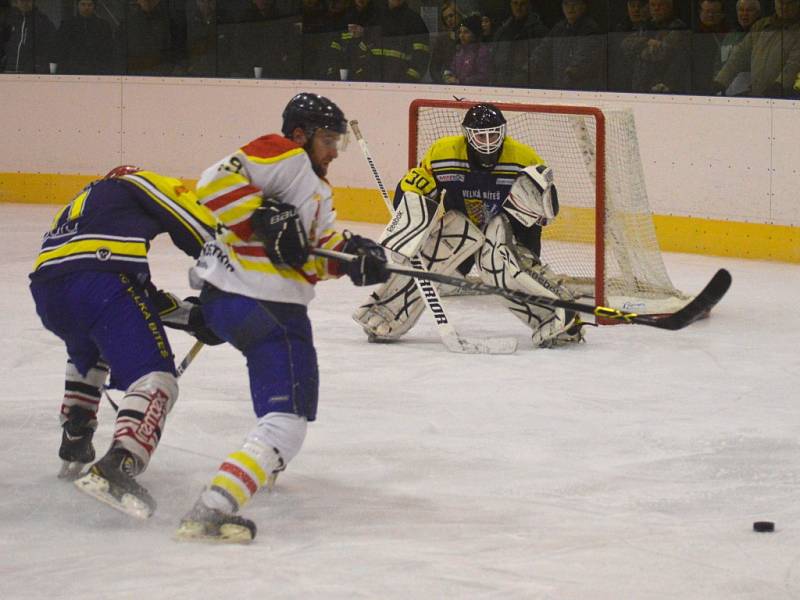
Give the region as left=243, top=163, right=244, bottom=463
left=412, top=104, right=691, bottom=314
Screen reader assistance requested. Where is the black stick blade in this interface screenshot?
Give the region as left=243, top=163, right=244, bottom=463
left=637, top=269, right=732, bottom=330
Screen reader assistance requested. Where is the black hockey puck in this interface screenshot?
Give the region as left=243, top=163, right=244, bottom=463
left=753, top=521, right=775, bottom=532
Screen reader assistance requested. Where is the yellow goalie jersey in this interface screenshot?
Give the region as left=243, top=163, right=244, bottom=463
left=191, top=135, right=345, bottom=305
left=402, top=134, right=544, bottom=230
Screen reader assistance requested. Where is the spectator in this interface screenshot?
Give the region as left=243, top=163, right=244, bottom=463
left=183, top=0, right=223, bottom=76
left=491, top=0, right=547, bottom=86
left=479, top=0, right=510, bottom=25
left=222, top=0, right=301, bottom=79
left=529, top=0, right=606, bottom=90
left=3, top=0, right=55, bottom=73
left=301, top=0, right=348, bottom=79
left=718, top=0, right=761, bottom=69
left=480, top=12, right=496, bottom=42
left=691, top=0, right=729, bottom=93
left=626, top=0, right=691, bottom=93
left=359, top=0, right=431, bottom=83
left=714, top=0, right=800, bottom=97
left=609, top=0, right=649, bottom=91
left=429, top=0, right=462, bottom=83
left=56, top=0, right=115, bottom=74
left=124, top=0, right=181, bottom=75
left=327, top=0, right=381, bottom=80
left=444, top=13, right=492, bottom=84
left=1, top=0, right=10, bottom=68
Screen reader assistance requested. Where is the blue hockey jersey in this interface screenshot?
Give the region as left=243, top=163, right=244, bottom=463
left=30, top=171, right=217, bottom=284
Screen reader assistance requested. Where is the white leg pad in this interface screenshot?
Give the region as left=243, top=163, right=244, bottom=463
left=354, top=211, right=484, bottom=340
left=477, top=214, right=584, bottom=348
left=379, top=191, right=442, bottom=258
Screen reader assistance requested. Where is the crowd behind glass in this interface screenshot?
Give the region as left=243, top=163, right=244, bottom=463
left=2, top=0, right=798, bottom=98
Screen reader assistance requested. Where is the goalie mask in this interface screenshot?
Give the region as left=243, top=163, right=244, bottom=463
left=462, top=104, right=507, bottom=169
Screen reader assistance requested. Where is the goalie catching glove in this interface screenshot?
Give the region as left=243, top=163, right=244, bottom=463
left=340, top=231, right=390, bottom=286
left=152, top=290, right=225, bottom=346
left=502, top=164, right=559, bottom=227
left=251, top=198, right=309, bottom=267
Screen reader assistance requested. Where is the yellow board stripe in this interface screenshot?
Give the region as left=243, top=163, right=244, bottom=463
left=4, top=173, right=798, bottom=264
left=230, top=451, right=268, bottom=486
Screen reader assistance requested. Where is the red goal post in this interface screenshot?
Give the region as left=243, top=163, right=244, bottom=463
left=408, top=98, right=691, bottom=321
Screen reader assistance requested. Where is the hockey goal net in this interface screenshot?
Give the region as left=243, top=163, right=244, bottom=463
left=409, top=99, right=691, bottom=318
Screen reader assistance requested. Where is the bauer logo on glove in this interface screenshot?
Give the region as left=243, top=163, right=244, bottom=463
left=251, top=198, right=309, bottom=267
left=502, top=164, right=559, bottom=228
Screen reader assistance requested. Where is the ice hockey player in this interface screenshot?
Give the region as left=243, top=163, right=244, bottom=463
left=353, top=103, right=585, bottom=348
left=29, top=166, right=222, bottom=518
left=174, top=92, right=390, bottom=543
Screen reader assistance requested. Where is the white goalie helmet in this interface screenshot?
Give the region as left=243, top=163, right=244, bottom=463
left=461, top=104, right=507, bottom=168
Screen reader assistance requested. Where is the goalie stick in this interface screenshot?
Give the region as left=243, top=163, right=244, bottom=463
left=349, top=119, right=516, bottom=355
left=59, top=341, right=206, bottom=480
left=314, top=247, right=732, bottom=331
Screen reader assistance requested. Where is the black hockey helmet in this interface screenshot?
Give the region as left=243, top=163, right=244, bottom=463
left=281, top=93, right=348, bottom=138
left=462, top=103, right=507, bottom=169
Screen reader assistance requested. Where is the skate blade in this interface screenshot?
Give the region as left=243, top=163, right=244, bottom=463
left=73, top=472, right=153, bottom=520
left=174, top=522, right=254, bottom=544
left=58, top=460, right=86, bottom=481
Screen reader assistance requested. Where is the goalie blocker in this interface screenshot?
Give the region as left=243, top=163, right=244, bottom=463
left=354, top=166, right=584, bottom=348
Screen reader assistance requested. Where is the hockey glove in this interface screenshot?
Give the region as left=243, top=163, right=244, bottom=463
left=341, top=231, right=389, bottom=286
left=251, top=199, right=309, bottom=267
left=153, top=291, right=225, bottom=346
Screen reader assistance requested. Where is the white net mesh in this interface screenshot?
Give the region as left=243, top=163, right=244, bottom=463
left=411, top=101, right=691, bottom=315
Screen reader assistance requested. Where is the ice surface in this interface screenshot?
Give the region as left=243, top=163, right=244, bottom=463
left=2, top=204, right=799, bottom=599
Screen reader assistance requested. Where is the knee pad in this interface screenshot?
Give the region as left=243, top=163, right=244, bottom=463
left=478, top=214, right=584, bottom=348
left=112, top=371, right=178, bottom=470
left=353, top=211, right=484, bottom=340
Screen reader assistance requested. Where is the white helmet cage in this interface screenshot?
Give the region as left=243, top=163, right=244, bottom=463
left=462, top=123, right=507, bottom=156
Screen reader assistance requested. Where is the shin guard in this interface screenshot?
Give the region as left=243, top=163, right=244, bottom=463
left=478, top=214, right=584, bottom=348
left=353, top=211, right=484, bottom=340
left=112, top=371, right=178, bottom=472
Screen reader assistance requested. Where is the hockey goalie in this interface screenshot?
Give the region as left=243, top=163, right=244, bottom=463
left=354, top=103, right=585, bottom=348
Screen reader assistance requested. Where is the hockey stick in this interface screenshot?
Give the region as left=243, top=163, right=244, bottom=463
left=314, top=247, right=732, bottom=331
left=103, top=340, right=205, bottom=412
left=348, top=119, right=516, bottom=354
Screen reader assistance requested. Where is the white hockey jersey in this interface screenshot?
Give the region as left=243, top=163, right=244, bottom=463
left=191, top=134, right=345, bottom=305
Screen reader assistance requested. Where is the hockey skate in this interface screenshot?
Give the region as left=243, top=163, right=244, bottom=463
left=175, top=498, right=256, bottom=544
left=73, top=447, right=155, bottom=519
left=58, top=406, right=96, bottom=481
